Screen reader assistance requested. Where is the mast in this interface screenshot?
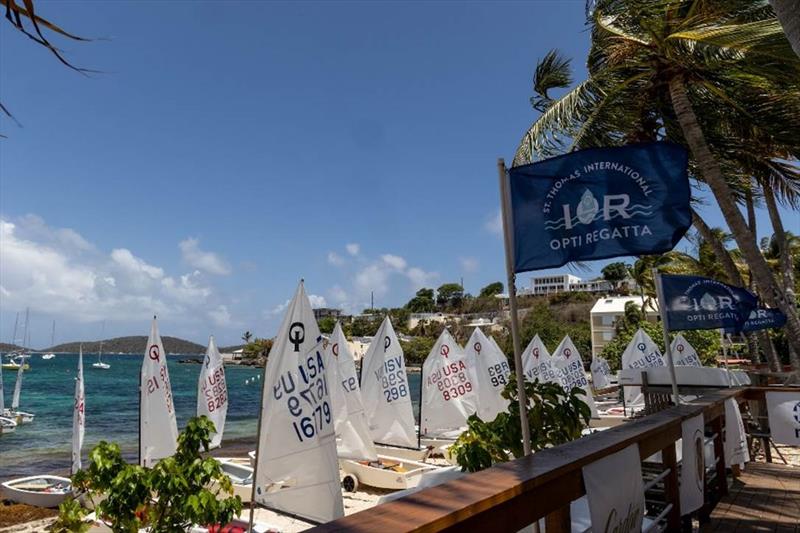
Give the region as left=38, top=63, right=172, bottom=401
left=50, top=320, right=55, bottom=348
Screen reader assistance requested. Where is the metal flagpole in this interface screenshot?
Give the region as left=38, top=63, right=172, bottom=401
left=652, top=270, right=681, bottom=405
left=498, top=159, right=532, bottom=456
left=248, top=347, right=270, bottom=532
left=722, top=331, right=733, bottom=387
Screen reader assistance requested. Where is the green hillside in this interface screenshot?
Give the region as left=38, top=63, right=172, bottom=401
left=44, top=336, right=205, bottom=355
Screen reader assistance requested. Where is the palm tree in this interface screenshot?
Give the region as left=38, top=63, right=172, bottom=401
left=770, top=0, right=800, bottom=57
left=241, top=331, right=253, bottom=345
left=513, top=1, right=800, bottom=367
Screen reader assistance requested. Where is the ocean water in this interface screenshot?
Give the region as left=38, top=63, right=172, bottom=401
left=0, top=353, right=422, bottom=480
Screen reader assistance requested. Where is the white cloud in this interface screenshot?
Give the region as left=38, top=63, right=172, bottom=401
left=327, top=251, right=345, bottom=266
left=459, top=257, right=479, bottom=273
left=406, top=267, right=438, bottom=289
left=0, top=215, right=229, bottom=331
left=354, top=263, right=391, bottom=299
left=485, top=210, right=503, bottom=237
left=309, top=294, right=327, bottom=308
left=345, top=243, right=360, bottom=256
left=179, top=237, right=231, bottom=276
left=208, top=304, right=232, bottom=327
left=381, top=254, right=407, bottom=270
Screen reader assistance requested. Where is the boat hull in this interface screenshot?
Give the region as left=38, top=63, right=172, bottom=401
left=373, top=445, right=431, bottom=462
left=1, top=476, right=73, bottom=508
left=339, top=455, right=438, bottom=491
left=2, top=409, right=35, bottom=424
left=0, top=416, right=17, bottom=434
left=211, top=459, right=254, bottom=503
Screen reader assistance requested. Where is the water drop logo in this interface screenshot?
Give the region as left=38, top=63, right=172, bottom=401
left=700, top=293, right=718, bottom=311
left=576, top=189, right=600, bottom=225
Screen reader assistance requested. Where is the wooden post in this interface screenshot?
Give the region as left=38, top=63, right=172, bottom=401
left=545, top=505, right=571, bottom=533
left=662, top=442, right=681, bottom=531
left=710, top=416, right=728, bottom=498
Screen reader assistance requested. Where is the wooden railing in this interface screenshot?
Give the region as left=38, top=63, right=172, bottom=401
left=310, top=386, right=798, bottom=533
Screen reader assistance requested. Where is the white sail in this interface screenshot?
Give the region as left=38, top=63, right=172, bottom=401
left=360, top=317, right=417, bottom=448
left=72, top=347, right=85, bottom=474
left=621, top=329, right=666, bottom=405
left=139, top=317, right=179, bottom=467
left=325, top=323, right=377, bottom=461
left=551, top=336, right=598, bottom=418
left=671, top=333, right=703, bottom=367
left=253, top=282, right=344, bottom=523
left=590, top=355, right=613, bottom=390
left=0, top=361, right=4, bottom=413
left=11, top=360, right=23, bottom=410
left=464, top=328, right=509, bottom=422
left=197, top=335, right=228, bottom=449
left=421, top=329, right=477, bottom=437
left=521, top=334, right=559, bottom=384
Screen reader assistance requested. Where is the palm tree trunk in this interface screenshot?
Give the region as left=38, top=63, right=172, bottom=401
left=692, top=209, right=780, bottom=368
left=770, top=0, right=800, bottom=58
left=762, top=184, right=797, bottom=305
left=668, top=76, right=800, bottom=373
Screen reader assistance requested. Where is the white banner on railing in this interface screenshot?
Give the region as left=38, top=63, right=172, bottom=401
left=582, top=443, right=644, bottom=533
left=680, top=414, right=705, bottom=514
left=723, top=398, right=749, bottom=468
left=766, top=391, right=800, bottom=446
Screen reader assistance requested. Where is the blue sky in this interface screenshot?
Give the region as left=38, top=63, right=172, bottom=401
left=1, top=1, right=797, bottom=347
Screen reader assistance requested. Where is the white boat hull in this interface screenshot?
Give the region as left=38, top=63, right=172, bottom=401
left=1, top=475, right=72, bottom=508
left=2, top=409, right=35, bottom=424
left=374, top=444, right=431, bottom=462
left=92, top=362, right=110, bottom=369
left=211, top=459, right=254, bottom=503
left=339, top=455, right=438, bottom=491
left=0, top=416, right=17, bottom=434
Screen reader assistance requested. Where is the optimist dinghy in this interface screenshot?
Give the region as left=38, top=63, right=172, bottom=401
left=0, top=416, right=17, bottom=434
left=0, top=476, right=72, bottom=508
left=340, top=456, right=438, bottom=492
left=213, top=459, right=254, bottom=502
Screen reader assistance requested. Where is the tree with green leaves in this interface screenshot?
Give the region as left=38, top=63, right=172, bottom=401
left=514, top=1, right=800, bottom=369
left=63, top=416, right=242, bottom=532
left=241, top=331, right=253, bottom=344
left=406, top=288, right=435, bottom=313
left=436, top=283, right=464, bottom=309
left=478, top=282, right=504, bottom=298
left=601, top=262, right=629, bottom=287
left=451, top=378, right=590, bottom=472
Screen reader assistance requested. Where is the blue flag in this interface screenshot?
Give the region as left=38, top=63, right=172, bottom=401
left=729, top=308, right=787, bottom=333
left=659, top=274, right=758, bottom=332
left=508, top=142, right=691, bottom=272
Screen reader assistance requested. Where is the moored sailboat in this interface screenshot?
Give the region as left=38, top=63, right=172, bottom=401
left=3, top=356, right=35, bottom=423
left=0, top=363, right=18, bottom=434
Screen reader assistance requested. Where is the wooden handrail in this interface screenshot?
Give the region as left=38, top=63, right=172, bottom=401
left=311, top=388, right=772, bottom=533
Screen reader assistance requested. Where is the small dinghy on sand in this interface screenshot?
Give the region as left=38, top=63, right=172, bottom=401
left=213, top=459, right=254, bottom=503
left=1, top=475, right=73, bottom=508
left=340, top=456, right=437, bottom=491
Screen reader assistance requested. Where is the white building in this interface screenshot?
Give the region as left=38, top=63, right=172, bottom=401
left=530, top=274, right=613, bottom=296
left=590, top=296, right=658, bottom=357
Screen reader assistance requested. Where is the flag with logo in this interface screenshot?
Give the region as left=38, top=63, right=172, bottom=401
left=659, top=275, right=758, bottom=332
left=507, top=142, right=691, bottom=272
left=731, top=308, right=787, bottom=333
left=766, top=391, right=800, bottom=446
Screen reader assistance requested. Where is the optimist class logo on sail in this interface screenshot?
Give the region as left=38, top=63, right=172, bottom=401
left=508, top=142, right=691, bottom=272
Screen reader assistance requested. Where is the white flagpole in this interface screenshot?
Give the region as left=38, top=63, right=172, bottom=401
left=498, top=159, right=532, bottom=456
left=722, top=331, right=733, bottom=387
left=653, top=269, right=680, bottom=405
left=248, top=340, right=269, bottom=533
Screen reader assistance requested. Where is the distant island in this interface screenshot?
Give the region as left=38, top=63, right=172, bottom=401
left=0, top=337, right=245, bottom=355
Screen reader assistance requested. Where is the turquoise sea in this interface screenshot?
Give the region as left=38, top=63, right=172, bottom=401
left=0, top=353, right=422, bottom=480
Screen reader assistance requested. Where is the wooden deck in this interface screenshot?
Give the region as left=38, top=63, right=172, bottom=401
left=703, top=462, right=800, bottom=532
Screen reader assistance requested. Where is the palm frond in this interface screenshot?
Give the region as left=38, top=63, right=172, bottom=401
left=531, top=49, right=574, bottom=112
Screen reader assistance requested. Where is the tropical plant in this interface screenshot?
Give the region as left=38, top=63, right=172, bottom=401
left=451, top=377, right=591, bottom=472
left=68, top=416, right=242, bottom=532
left=478, top=282, right=504, bottom=298
left=241, top=331, right=253, bottom=344
left=513, top=0, right=800, bottom=368
left=51, top=497, right=91, bottom=533
left=601, top=262, right=629, bottom=286
left=243, top=337, right=273, bottom=360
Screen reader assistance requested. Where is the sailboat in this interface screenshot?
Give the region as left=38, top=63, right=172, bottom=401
left=197, top=335, right=228, bottom=449
left=420, top=329, right=477, bottom=449
left=465, top=328, right=510, bottom=423
left=521, top=334, right=559, bottom=384
left=3, top=311, right=30, bottom=371
left=0, top=363, right=18, bottom=434
left=551, top=335, right=598, bottom=418
left=3, top=355, right=35, bottom=423
left=140, top=317, right=179, bottom=466
left=42, top=321, right=56, bottom=360
left=92, top=322, right=110, bottom=369
left=620, top=328, right=666, bottom=407
left=251, top=281, right=344, bottom=523
left=360, top=316, right=430, bottom=461
left=327, top=322, right=436, bottom=491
